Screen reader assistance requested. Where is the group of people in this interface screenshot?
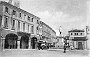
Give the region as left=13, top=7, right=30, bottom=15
left=63, top=44, right=67, bottom=53
left=63, top=43, right=74, bottom=53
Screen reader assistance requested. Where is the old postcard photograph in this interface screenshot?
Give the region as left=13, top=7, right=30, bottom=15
left=0, top=0, right=89, bottom=57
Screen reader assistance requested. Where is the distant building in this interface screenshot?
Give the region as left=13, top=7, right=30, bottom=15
left=39, top=21, right=56, bottom=45
left=68, top=29, right=87, bottom=50
left=0, top=1, right=40, bottom=49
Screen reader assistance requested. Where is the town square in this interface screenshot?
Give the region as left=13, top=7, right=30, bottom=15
left=0, top=0, right=90, bottom=57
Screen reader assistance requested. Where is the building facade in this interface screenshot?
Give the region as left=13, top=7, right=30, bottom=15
left=0, top=1, right=40, bottom=49
left=39, top=21, right=56, bottom=45
left=68, top=29, right=87, bottom=50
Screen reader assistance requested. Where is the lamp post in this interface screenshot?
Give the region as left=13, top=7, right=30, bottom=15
left=85, top=26, right=90, bottom=56
left=0, top=27, right=5, bottom=51
left=86, top=26, right=89, bottom=49
left=1, top=37, right=5, bottom=51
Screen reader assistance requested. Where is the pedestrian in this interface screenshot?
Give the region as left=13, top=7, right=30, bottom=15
left=63, top=44, right=66, bottom=53
left=38, top=43, right=40, bottom=50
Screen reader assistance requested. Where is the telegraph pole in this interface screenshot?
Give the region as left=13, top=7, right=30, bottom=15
left=86, top=26, right=88, bottom=49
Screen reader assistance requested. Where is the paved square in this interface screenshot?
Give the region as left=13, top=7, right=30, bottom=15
left=0, top=49, right=89, bottom=57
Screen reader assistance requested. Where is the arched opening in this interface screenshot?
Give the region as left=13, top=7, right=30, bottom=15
left=4, top=33, right=18, bottom=49
left=31, top=37, right=37, bottom=49
left=20, top=35, right=29, bottom=49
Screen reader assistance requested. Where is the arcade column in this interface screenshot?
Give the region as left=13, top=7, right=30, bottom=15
left=87, top=34, right=90, bottom=56
left=86, top=26, right=90, bottom=56
left=1, top=37, right=5, bottom=51
left=28, top=39, right=31, bottom=49
left=17, top=40, right=20, bottom=49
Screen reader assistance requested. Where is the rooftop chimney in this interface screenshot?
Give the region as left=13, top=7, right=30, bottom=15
left=14, top=1, right=20, bottom=8
left=8, top=0, right=12, bottom=4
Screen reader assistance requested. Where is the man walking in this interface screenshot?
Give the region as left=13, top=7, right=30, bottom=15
left=63, top=44, right=66, bottom=53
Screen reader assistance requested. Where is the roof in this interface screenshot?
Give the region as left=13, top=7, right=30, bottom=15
left=68, top=29, right=84, bottom=32
left=0, top=1, right=40, bottom=20
left=40, top=21, right=56, bottom=34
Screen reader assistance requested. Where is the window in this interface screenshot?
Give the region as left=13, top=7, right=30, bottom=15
left=76, top=33, right=78, bottom=35
left=28, top=24, right=29, bottom=32
left=74, top=33, right=76, bottom=35
left=18, top=21, right=20, bottom=31
left=37, top=20, right=39, bottom=24
left=80, top=33, right=82, bottom=35
left=37, top=26, right=39, bottom=34
left=19, top=13, right=21, bottom=18
left=12, top=10, right=16, bottom=15
left=37, top=26, right=39, bottom=30
left=31, top=18, right=33, bottom=22
left=0, top=15, right=2, bottom=26
left=31, top=26, right=34, bottom=33
left=28, top=16, right=30, bottom=21
left=11, top=19, right=15, bottom=30
left=71, top=33, right=72, bottom=35
left=23, top=23, right=25, bottom=31
left=4, top=16, right=8, bottom=29
left=5, top=7, right=8, bottom=13
left=24, top=14, right=26, bottom=20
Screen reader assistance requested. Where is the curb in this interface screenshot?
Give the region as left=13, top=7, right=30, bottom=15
left=3, top=49, right=37, bottom=51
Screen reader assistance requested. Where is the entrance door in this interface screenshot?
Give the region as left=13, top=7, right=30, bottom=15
left=78, top=42, right=83, bottom=50
left=31, top=37, right=37, bottom=49
left=20, top=35, right=29, bottom=49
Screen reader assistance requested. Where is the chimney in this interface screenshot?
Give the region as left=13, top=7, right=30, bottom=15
left=14, top=1, right=20, bottom=8
left=8, top=0, right=12, bottom=4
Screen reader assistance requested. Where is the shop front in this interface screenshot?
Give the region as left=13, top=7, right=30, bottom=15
left=72, top=37, right=87, bottom=50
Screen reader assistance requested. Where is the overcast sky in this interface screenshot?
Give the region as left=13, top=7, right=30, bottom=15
left=2, top=0, right=89, bottom=36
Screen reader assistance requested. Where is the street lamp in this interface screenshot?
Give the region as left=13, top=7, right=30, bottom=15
left=0, top=27, right=5, bottom=51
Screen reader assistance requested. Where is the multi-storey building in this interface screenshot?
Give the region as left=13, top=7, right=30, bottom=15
left=68, top=29, right=87, bottom=50
left=39, top=21, right=56, bottom=45
left=0, top=1, right=40, bottom=49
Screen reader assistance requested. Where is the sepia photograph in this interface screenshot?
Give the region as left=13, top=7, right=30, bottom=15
left=0, top=0, right=89, bottom=57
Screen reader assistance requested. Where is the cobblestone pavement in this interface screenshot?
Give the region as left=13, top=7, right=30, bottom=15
left=0, top=49, right=89, bottom=57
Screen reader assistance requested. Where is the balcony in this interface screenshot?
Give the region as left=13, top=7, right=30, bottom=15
left=11, top=27, right=15, bottom=30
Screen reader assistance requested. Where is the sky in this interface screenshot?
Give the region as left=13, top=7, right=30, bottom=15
left=1, top=0, right=89, bottom=36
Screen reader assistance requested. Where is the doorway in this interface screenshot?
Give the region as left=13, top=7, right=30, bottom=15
left=20, top=35, right=29, bottom=49
left=78, top=42, right=83, bottom=50
left=4, top=33, right=18, bottom=49
left=31, top=37, right=37, bottom=49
